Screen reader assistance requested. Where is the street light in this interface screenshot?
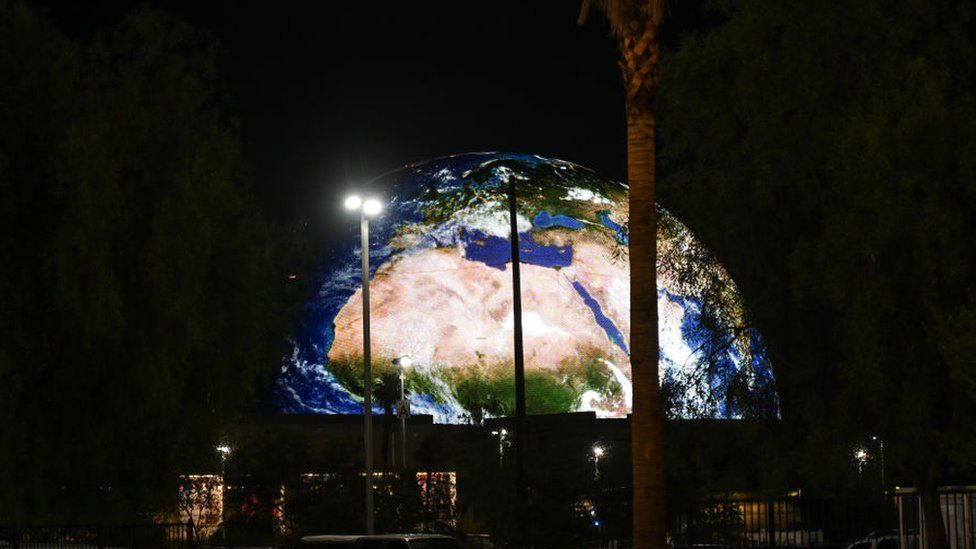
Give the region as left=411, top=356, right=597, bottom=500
left=491, top=428, right=510, bottom=465
left=853, top=447, right=869, bottom=476
left=216, top=445, right=231, bottom=547
left=591, top=444, right=606, bottom=480
left=363, top=198, right=382, bottom=216
left=344, top=195, right=362, bottom=210
left=393, top=356, right=412, bottom=469
left=344, top=193, right=382, bottom=535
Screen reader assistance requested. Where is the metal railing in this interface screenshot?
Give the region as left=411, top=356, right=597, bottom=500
left=895, top=488, right=976, bottom=549
left=669, top=497, right=897, bottom=549
left=0, top=523, right=194, bottom=548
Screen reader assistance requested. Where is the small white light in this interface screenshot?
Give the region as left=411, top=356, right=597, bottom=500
left=398, top=356, right=413, bottom=368
left=344, top=195, right=362, bottom=211
left=593, top=445, right=605, bottom=457
left=500, top=428, right=508, bottom=436
left=216, top=445, right=231, bottom=455
left=363, top=198, right=382, bottom=216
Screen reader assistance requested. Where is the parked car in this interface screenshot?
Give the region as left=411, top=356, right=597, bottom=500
left=301, top=534, right=460, bottom=549
left=847, top=529, right=900, bottom=549
left=461, top=533, right=494, bottom=548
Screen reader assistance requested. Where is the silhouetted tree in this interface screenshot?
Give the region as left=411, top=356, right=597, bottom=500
left=374, top=372, right=402, bottom=471
left=658, top=2, right=976, bottom=549
left=0, top=3, right=305, bottom=523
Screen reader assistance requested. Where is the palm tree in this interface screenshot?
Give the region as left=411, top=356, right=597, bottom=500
left=579, top=2, right=666, bottom=548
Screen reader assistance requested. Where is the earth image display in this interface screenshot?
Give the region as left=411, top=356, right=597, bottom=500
left=274, top=152, right=777, bottom=423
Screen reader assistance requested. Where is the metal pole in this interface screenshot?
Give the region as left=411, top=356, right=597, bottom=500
left=361, top=213, right=375, bottom=535
left=898, top=494, right=906, bottom=549
left=880, top=438, right=886, bottom=492
left=221, top=456, right=227, bottom=547
left=507, top=177, right=526, bottom=542
left=399, top=366, right=407, bottom=469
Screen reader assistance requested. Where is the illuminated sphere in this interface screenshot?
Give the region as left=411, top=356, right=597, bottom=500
left=276, top=153, right=777, bottom=423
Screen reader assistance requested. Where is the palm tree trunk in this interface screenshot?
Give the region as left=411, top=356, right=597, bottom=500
left=628, top=98, right=667, bottom=549
left=921, top=490, right=949, bottom=549
left=578, top=3, right=666, bottom=546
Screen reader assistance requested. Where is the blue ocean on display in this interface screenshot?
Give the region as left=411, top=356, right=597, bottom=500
left=274, top=152, right=777, bottom=423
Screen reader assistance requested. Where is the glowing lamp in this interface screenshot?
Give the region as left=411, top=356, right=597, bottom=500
left=344, top=195, right=362, bottom=211
left=362, top=198, right=382, bottom=216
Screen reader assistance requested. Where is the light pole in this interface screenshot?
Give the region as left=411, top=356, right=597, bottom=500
left=872, top=435, right=886, bottom=491
left=216, top=445, right=231, bottom=547
left=490, top=428, right=509, bottom=465
left=591, top=444, right=606, bottom=481
left=505, top=176, right=527, bottom=542
left=393, top=356, right=412, bottom=469
left=345, top=194, right=382, bottom=535
left=853, top=447, right=869, bottom=477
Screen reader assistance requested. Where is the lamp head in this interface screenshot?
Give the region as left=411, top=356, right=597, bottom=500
left=344, top=195, right=362, bottom=211
left=362, top=198, right=382, bottom=216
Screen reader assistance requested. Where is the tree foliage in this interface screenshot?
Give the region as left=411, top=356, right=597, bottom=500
left=658, top=0, right=976, bottom=502
left=0, top=3, right=302, bottom=522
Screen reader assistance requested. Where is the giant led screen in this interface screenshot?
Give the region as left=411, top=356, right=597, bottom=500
left=275, top=153, right=778, bottom=423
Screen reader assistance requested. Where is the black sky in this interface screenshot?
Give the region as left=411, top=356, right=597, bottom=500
left=36, top=0, right=709, bottom=223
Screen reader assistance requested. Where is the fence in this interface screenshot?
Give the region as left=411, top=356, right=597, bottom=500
left=0, top=523, right=194, bottom=548
left=894, top=487, right=976, bottom=549
left=670, top=497, right=898, bottom=549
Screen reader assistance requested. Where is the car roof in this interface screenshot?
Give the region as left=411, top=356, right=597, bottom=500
left=302, top=534, right=454, bottom=543
left=302, top=536, right=362, bottom=544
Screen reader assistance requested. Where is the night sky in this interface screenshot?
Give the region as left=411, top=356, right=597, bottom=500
left=36, top=0, right=658, bottom=223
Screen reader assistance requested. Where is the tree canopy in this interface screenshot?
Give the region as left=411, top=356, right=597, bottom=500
left=0, top=3, right=303, bottom=522
left=658, top=0, right=976, bottom=498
